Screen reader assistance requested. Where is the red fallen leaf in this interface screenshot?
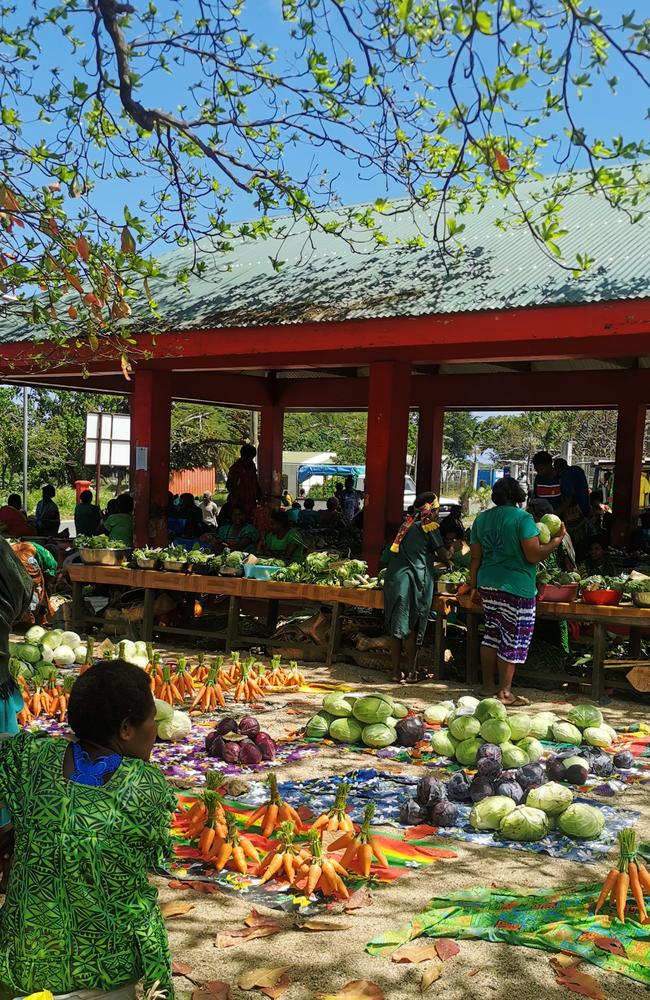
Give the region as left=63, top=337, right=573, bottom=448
left=403, top=824, right=437, bottom=841
left=592, top=936, right=627, bottom=958
left=244, top=908, right=285, bottom=930
left=168, top=880, right=190, bottom=890
left=435, top=939, right=460, bottom=962
left=260, top=972, right=290, bottom=999
left=554, top=967, right=606, bottom=1000
left=192, top=982, right=231, bottom=1000
left=172, top=962, right=194, bottom=977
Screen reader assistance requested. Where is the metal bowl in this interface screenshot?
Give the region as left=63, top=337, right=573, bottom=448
left=79, top=547, right=130, bottom=567
left=632, top=591, right=650, bottom=608
left=161, top=559, right=188, bottom=573
left=135, top=556, right=159, bottom=570
left=436, top=581, right=460, bottom=595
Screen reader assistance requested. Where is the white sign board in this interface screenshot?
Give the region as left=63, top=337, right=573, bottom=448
left=84, top=412, right=131, bottom=467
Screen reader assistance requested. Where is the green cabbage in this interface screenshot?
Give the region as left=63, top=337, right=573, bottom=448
left=470, top=795, right=517, bottom=830
left=457, top=696, right=480, bottom=710
left=322, top=693, right=353, bottom=718
left=480, top=719, right=511, bottom=744
left=551, top=722, right=583, bottom=746
left=305, top=712, right=333, bottom=738
left=14, top=643, right=41, bottom=665
left=449, top=715, right=481, bottom=741
left=392, top=702, right=409, bottom=719
left=474, top=698, right=508, bottom=723
left=430, top=730, right=458, bottom=758
left=537, top=523, right=551, bottom=544
left=41, top=629, right=64, bottom=650
left=529, top=712, right=558, bottom=740
left=541, top=513, right=562, bottom=537
left=508, top=714, right=532, bottom=741
left=329, top=717, right=363, bottom=743
left=25, top=625, right=47, bottom=643
left=158, top=709, right=192, bottom=741
left=455, top=737, right=483, bottom=767
left=566, top=705, right=603, bottom=730
left=516, top=736, right=544, bottom=763
left=557, top=803, right=605, bottom=839
left=583, top=725, right=615, bottom=748
left=154, top=698, right=174, bottom=722
left=362, top=723, right=396, bottom=748
left=500, top=742, right=529, bottom=768
left=526, top=781, right=574, bottom=816
left=352, top=696, right=393, bottom=725
left=499, top=805, right=550, bottom=841
left=424, top=703, right=453, bottom=724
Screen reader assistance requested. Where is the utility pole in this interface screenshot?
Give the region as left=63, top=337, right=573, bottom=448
left=22, top=387, right=28, bottom=511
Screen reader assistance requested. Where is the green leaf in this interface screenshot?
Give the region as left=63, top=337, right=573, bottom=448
left=475, top=11, right=492, bottom=34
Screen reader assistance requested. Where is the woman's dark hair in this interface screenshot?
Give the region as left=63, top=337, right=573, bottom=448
left=492, top=477, right=526, bottom=507
left=105, top=498, right=117, bottom=516
left=115, top=493, right=134, bottom=514
left=7, top=493, right=21, bottom=508
left=304, top=498, right=315, bottom=509
left=326, top=497, right=338, bottom=511
left=68, top=660, right=154, bottom=744
left=414, top=491, right=438, bottom=510
left=42, top=484, right=56, bottom=500
left=240, top=444, right=257, bottom=460
left=270, top=509, right=290, bottom=532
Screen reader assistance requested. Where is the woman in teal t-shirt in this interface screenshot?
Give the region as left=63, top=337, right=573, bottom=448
left=470, top=477, right=565, bottom=706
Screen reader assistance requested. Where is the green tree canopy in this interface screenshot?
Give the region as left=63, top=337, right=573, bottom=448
left=0, top=2, right=648, bottom=358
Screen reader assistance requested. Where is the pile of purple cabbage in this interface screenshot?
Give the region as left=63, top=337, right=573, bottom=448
left=205, top=715, right=276, bottom=766
left=399, top=742, right=635, bottom=828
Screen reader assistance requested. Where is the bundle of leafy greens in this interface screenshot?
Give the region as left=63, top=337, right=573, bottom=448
left=537, top=567, right=581, bottom=586
left=77, top=534, right=128, bottom=550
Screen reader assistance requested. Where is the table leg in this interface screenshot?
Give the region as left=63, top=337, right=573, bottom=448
left=432, top=607, right=445, bottom=681
left=629, top=626, right=642, bottom=660
left=591, top=622, right=607, bottom=702
left=466, top=612, right=480, bottom=686
left=266, top=599, right=279, bottom=632
left=326, top=602, right=341, bottom=667
left=142, top=588, right=155, bottom=642
left=71, top=581, right=84, bottom=631
left=226, top=596, right=241, bottom=655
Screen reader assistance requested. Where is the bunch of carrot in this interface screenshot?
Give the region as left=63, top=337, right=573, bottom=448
left=154, top=664, right=185, bottom=706
left=310, top=782, right=354, bottom=834
left=17, top=672, right=71, bottom=722
left=234, top=660, right=264, bottom=702
left=206, top=813, right=261, bottom=874
left=173, top=657, right=195, bottom=699
left=594, top=828, right=649, bottom=923
left=329, top=802, right=389, bottom=876
left=190, top=663, right=226, bottom=712
left=245, top=774, right=303, bottom=837
left=253, top=824, right=349, bottom=897
left=178, top=773, right=226, bottom=840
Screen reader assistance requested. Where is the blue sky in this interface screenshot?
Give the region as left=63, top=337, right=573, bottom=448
left=18, top=1, right=649, bottom=238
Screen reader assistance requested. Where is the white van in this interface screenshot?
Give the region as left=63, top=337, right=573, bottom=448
left=356, top=474, right=457, bottom=514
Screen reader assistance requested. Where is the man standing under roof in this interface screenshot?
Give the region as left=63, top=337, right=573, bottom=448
left=532, top=451, right=563, bottom=510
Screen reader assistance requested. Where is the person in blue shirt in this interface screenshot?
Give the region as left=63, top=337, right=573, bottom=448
left=554, top=457, right=590, bottom=517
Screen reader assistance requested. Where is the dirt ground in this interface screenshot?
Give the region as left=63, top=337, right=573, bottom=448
left=159, top=661, right=650, bottom=1000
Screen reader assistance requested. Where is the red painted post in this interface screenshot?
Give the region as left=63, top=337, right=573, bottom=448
left=131, top=370, right=172, bottom=546
left=611, top=400, right=647, bottom=547
left=258, top=403, right=285, bottom=496
left=363, top=361, right=412, bottom=571
left=416, top=402, right=445, bottom=496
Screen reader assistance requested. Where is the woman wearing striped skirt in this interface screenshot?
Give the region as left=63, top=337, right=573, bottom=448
left=469, top=477, right=565, bottom=705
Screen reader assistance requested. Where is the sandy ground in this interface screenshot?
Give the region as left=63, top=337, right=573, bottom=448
left=156, top=661, right=650, bottom=1000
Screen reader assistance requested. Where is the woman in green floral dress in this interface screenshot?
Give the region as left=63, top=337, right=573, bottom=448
left=0, top=661, right=176, bottom=999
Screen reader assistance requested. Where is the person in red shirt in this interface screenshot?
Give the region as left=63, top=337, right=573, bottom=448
left=0, top=495, right=31, bottom=538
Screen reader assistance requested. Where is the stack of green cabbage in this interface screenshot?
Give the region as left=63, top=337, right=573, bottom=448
left=470, top=786, right=605, bottom=842
left=10, top=626, right=89, bottom=679
left=424, top=697, right=617, bottom=768
left=154, top=698, right=192, bottom=742
left=305, top=692, right=422, bottom=748
left=276, top=552, right=381, bottom=589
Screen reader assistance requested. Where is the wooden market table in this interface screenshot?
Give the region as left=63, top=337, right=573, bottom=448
left=433, top=595, right=650, bottom=701
left=67, top=564, right=384, bottom=665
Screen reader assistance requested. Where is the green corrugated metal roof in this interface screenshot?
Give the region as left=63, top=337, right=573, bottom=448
left=0, top=167, right=649, bottom=343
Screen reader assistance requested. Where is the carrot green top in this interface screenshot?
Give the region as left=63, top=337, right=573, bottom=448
left=0, top=731, right=176, bottom=997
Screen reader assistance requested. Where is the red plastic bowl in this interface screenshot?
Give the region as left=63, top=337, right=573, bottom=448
left=537, top=583, right=579, bottom=603
left=582, top=589, right=622, bottom=606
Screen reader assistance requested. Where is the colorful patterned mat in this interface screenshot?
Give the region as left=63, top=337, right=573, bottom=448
left=164, top=792, right=456, bottom=912
left=232, top=767, right=641, bottom=864
left=366, top=884, right=650, bottom=985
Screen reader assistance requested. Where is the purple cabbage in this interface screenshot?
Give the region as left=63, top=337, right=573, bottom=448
left=395, top=716, right=425, bottom=747
left=254, top=731, right=276, bottom=760
left=399, top=798, right=426, bottom=825
left=205, top=732, right=225, bottom=758
left=239, top=739, right=262, bottom=766
left=214, top=716, right=239, bottom=737
left=496, top=780, right=524, bottom=804
left=221, top=740, right=241, bottom=764
left=516, top=763, right=547, bottom=791
left=476, top=743, right=502, bottom=778
left=238, top=716, right=261, bottom=737
left=563, top=762, right=589, bottom=785
left=428, top=799, right=459, bottom=827
left=469, top=775, right=495, bottom=802
left=613, top=751, right=634, bottom=770
left=446, top=771, right=472, bottom=802
left=545, top=756, right=566, bottom=782
left=590, top=752, right=614, bottom=778
left=416, top=776, right=447, bottom=806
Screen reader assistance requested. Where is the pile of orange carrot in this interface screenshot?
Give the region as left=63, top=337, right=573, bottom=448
left=594, top=828, right=649, bottom=923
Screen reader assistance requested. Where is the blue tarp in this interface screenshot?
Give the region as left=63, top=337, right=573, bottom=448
left=297, top=464, right=364, bottom=484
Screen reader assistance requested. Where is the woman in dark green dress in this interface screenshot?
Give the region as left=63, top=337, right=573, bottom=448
left=383, top=493, right=451, bottom=683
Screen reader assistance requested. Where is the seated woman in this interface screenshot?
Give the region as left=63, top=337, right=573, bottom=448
left=262, top=510, right=305, bottom=562
left=214, top=506, right=259, bottom=553
left=0, top=660, right=176, bottom=999
left=102, top=492, right=134, bottom=546
left=10, top=541, right=54, bottom=624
